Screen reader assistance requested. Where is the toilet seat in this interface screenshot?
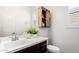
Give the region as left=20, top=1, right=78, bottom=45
left=47, top=45, right=60, bottom=53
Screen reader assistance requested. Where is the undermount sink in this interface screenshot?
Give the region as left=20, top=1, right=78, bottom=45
left=0, top=37, right=29, bottom=50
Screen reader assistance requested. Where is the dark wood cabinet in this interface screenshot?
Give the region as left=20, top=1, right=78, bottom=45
left=14, top=40, right=47, bottom=53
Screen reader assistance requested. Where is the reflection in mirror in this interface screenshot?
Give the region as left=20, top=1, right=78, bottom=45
left=0, top=6, right=31, bottom=37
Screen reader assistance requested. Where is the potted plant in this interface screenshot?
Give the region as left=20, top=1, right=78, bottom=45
left=26, top=27, right=39, bottom=38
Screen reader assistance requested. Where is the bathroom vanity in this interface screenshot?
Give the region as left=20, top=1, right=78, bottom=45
left=15, top=40, right=47, bottom=53
left=0, top=37, right=48, bottom=53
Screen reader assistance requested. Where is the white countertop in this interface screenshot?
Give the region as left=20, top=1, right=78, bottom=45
left=0, top=36, right=48, bottom=53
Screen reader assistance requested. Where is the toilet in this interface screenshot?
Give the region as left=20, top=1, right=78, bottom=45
left=47, top=45, right=60, bottom=53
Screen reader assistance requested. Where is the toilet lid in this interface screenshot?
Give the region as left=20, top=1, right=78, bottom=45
left=47, top=45, right=60, bottom=50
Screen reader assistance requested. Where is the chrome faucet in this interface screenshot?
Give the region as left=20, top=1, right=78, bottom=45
left=9, top=32, right=18, bottom=41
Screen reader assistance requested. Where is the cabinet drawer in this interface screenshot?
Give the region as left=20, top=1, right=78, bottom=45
left=39, top=41, right=47, bottom=45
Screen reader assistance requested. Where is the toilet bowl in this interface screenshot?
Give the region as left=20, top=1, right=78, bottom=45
left=47, top=45, right=60, bottom=53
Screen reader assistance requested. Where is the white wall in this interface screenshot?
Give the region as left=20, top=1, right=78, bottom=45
left=0, top=6, right=31, bottom=36
left=50, top=6, right=68, bottom=53
left=47, top=6, right=79, bottom=53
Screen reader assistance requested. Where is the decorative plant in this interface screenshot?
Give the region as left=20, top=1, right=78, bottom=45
left=27, top=27, right=39, bottom=34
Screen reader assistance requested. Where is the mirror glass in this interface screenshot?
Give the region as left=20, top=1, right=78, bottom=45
left=0, top=6, right=32, bottom=37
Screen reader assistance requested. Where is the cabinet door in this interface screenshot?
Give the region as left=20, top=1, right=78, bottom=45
left=39, top=41, right=47, bottom=53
